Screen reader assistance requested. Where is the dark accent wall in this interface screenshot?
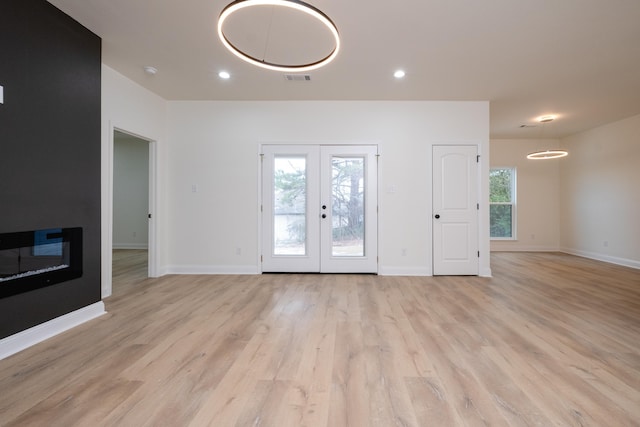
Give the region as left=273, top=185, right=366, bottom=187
left=0, top=0, right=101, bottom=339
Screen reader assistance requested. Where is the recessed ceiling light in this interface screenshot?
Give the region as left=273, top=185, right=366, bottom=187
left=218, top=71, right=231, bottom=79
left=394, top=70, right=406, bottom=79
left=143, top=66, right=157, bottom=75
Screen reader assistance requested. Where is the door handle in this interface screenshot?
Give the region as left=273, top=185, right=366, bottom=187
left=435, top=214, right=440, bottom=219
left=322, top=214, right=327, bottom=219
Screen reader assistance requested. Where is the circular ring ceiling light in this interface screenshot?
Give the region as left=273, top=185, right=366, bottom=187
left=526, top=115, right=568, bottom=160
left=217, top=0, right=340, bottom=72
left=526, top=150, right=569, bottom=160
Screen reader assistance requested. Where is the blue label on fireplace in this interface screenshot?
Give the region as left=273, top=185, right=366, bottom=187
left=33, top=228, right=64, bottom=256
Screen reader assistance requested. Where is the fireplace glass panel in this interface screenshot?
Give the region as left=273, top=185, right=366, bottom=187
left=0, top=228, right=82, bottom=298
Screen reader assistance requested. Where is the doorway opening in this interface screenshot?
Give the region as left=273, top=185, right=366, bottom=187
left=110, top=129, right=153, bottom=295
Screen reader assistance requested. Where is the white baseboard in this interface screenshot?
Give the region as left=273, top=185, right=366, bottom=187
left=113, top=243, right=148, bottom=249
left=378, top=266, right=432, bottom=276
left=0, top=302, right=106, bottom=360
left=560, top=247, right=640, bottom=270
left=164, top=265, right=260, bottom=275
left=491, top=245, right=560, bottom=252
left=480, top=266, right=493, bottom=277
left=165, top=265, right=492, bottom=277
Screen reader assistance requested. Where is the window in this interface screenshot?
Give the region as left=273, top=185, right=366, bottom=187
left=490, top=168, right=516, bottom=239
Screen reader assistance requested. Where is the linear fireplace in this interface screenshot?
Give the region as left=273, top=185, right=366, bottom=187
left=0, top=228, right=83, bottom=299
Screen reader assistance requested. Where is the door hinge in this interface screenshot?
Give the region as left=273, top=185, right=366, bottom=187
left=148, top=213, right=152, bottom=219
left=477, top=203, right=479, bottom=210
left=478, top=251, right=480, bottom=257
left=476, top=155, right=480, bottom=163
left=260, top=204, right=263, bottom=212
left=260, top=255, right=263, bottom=262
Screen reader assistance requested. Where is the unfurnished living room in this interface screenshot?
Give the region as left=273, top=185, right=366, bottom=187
left=1, top=0, right=639, bottom=425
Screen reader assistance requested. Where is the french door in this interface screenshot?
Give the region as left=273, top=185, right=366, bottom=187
left=261, top=145, right=378, bottom=273
left=432, top=145, right=479, bottom=275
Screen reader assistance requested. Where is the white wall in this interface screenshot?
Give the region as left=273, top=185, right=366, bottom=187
left=165, top=101, right=491, bottom=276
left=113, top=133, right=149, bottom=248
left=490, top=139, right=561, bottom=251
left=560, top=113, right=640, bottom=268
left=102, top=65, right=168, bottom=296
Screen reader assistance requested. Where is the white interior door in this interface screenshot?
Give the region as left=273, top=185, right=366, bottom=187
left=262, top=145, right=377, bottom=273
left=432, top=145, right=479, bottom=275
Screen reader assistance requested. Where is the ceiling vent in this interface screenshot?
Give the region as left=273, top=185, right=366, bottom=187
left=284, top=74, right=311, bottom=82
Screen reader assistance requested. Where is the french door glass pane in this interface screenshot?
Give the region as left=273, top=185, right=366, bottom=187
left=331, top=156, right=365, bottom=256
left=274, top=156, right=306, bottom=255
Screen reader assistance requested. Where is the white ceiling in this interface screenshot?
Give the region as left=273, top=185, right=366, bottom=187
left=47, top=0, right=640, bottom=138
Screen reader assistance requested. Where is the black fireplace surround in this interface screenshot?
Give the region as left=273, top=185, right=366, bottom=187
left=0, top=228, right=83, bottom=299
left=1, top=1, right=101, bottom=339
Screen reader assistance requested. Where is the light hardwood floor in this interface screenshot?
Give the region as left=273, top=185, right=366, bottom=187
left=111, top=249, right=149, bottom=296
left=1, top=252, right=639, bottom=426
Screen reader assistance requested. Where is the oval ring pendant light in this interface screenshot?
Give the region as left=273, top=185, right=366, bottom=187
left=526, top=115, right=569, bottom=160
left=217, top=0, right=340, bottom=72
left=526, top=150, right=569, bottom=160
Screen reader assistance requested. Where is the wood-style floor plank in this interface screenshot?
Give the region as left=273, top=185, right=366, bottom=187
left=1, top=251, right=639, bottom=426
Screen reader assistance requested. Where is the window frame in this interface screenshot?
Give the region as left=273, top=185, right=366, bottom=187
left=490, top=167, right=517, bottom=240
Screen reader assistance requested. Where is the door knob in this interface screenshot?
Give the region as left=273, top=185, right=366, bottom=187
left=435, top=214, right=440, bottom=219
left=322, top=205, right=327, bottom=210
left=322, top=214, right=327, bottom=219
